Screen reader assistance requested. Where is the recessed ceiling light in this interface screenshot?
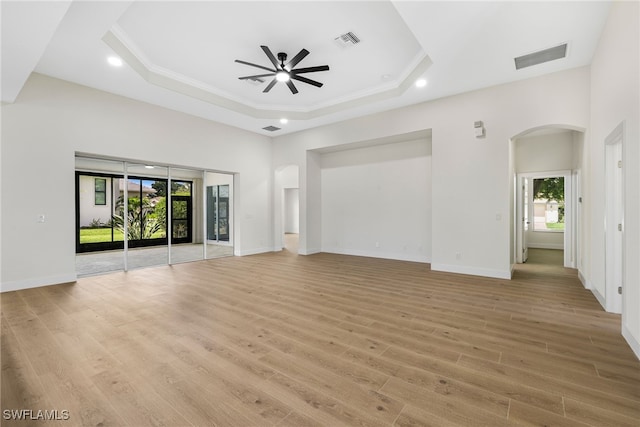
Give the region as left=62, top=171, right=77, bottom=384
left=415, top=79, right=427, bottom=88
left=145, top=165, right=154, bottom=169
left=108, top=56, right=123, bottom=67
left=280, top=118, right=289, bottom=124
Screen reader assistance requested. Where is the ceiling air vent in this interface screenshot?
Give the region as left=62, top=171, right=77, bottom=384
left=262, top=126, right=281, bottom=132
left=335, top=31, right=361, bottom=47
left=514, top=43, right=567, bottom=70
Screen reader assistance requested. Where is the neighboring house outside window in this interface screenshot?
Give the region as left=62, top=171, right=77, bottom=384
left=95, top=178, right=107, bottom=205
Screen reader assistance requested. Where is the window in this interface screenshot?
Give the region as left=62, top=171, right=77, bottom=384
left=532, top=177, right=564, bottom=231
left=95, top=178, right=107, bottom=205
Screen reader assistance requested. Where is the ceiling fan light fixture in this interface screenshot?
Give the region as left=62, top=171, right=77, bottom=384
left=236, top=46, right=329, bottom=94
left=276, top=71, right=290, bottom=82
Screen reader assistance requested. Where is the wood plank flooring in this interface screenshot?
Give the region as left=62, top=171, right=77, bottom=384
left=2, top=248, right=639, bottom=426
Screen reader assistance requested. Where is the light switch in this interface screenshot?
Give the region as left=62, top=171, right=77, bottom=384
left=37, top=214, right=45, bottom=223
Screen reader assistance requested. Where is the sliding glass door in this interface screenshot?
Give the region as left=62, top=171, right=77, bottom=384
left=76, top=156, right=232, bottom=276
left=125, top=164, right=168, bottom=269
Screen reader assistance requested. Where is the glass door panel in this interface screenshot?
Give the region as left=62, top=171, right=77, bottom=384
left=125, top=164, right=168, bottom=270
left=75, top=157, right=125, bottom=276
left=171, top=198, right=190, bottom=240
left=205, top=172, right=234, bottom=260
left=218, top=185, right=229, bottom=242
left=169, top=168, right=202, bottom=264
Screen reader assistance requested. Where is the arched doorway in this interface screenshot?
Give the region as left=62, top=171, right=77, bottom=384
left=510, top=125, right=585, bottom=270
left=274, top=165, right=299, bottom=253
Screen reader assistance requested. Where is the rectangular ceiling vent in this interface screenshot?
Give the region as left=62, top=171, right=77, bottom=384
left=262, top=126, right=281, bottom=132
left=335, top=31, right=361, bottom=47
left=514, top=43, right=568, bottom=70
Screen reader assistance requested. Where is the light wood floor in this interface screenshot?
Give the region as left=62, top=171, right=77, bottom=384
left=2, top=249, right=639, bottom=426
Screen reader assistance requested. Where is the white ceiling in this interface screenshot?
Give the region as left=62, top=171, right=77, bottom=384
left=2, top=1, right=611, bottom=136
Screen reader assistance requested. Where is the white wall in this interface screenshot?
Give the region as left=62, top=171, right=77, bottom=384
left=1, top=73, right=272, bottom=291
left=515, top=130, right=576, bottom=173
left=320, top=139, right=431, bottom=262
left=527, top=231, right=564, bottom=250
left=588, top=1, right=640, bottom=358
left=273, top=67, right=590, bottom=279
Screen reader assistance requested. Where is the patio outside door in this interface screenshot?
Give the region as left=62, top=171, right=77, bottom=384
left=171, top=195, right=192, bottom=244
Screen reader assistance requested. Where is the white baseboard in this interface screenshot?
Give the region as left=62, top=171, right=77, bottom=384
left=527, top=243, right=564, bottom=250
left=622, top=323, right=640, bottom=361
left=1, top=273, right=77, bottom=293
left=430, top=263, right=512, bottom=280
left=235, top=247, right=273, bottom=256
left=591, top=286, right=606, bottom=310
left=578, top=270, right=591, bottom=289
left=321, top=247, right=429, bottom=264
left=299, top=247, right=321, bottom=255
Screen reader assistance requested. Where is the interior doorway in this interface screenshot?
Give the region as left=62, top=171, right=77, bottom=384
left=516, top=171, right=574, bottom=267
left=274, top=164, right=299, bottom=253
left=511, top=126, right=584, bottom=270
left=283, top=188, right=299, bottom=253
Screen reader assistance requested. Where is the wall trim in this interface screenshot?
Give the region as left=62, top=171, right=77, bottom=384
left=622, top=323, right=640, bottom=361
left=578, top=270, right=591, bottom=289
left=430, top=263, right=512, bottom=280
left=299, top=248, right=321, bottom=255
left=235, top=247, right=273, bottom=256
left=527, top=243, right=564, bottom=250
left=591, top=286, right=606, bottom=310
left=1, top=273, right=77, bottom=293
left=322, top=247, right=429, bottom=264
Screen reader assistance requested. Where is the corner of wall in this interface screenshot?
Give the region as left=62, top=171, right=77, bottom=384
left=622, top=323, right=640, bottom=361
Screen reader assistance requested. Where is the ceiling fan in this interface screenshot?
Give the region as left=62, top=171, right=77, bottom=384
left=235, top=45, right=329, bottom=94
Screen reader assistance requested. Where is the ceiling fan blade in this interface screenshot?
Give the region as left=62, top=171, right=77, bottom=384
left=286, top=80, right=299, bottom=94
left=263, top=78, right=278, bottom=93
left=291, top=74, right=323, bottom=88
left=260, top=45, right=280, bottom=69
left=285, top=48, right=309, bottom=70
left=235, top=59, right=275, bottom=73
left=238, top=73, right=275, bottom=80
left=291, top=65, right=330, bottom=74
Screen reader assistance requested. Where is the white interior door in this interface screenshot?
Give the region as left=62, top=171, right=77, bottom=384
left=605, top=125, right=623, bottom=313
left=516, top=175, right=529, bottom=263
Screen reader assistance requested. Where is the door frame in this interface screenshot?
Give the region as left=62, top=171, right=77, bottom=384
left=171, top=195, right=193, bottom=244
left=515, top=170, right=576, bottom=268
left=516, top=174, right=529, bottom=263
left=604, top=122, right=624, bottom=314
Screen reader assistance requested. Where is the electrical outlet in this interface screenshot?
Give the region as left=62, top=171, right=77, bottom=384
left=375, top=242, right=380, bottom=248
left=455, top=252, right=462, bottom=260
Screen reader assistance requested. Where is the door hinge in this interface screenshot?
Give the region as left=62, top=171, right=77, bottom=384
left=618, top=286, right=622, bottom=295
left=618, top=160, right=622, bottom=168
left=618, top=223, right=623, bottom=232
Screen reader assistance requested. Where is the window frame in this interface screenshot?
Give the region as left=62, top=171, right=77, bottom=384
left=94, top=177, right=107, bottom=206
